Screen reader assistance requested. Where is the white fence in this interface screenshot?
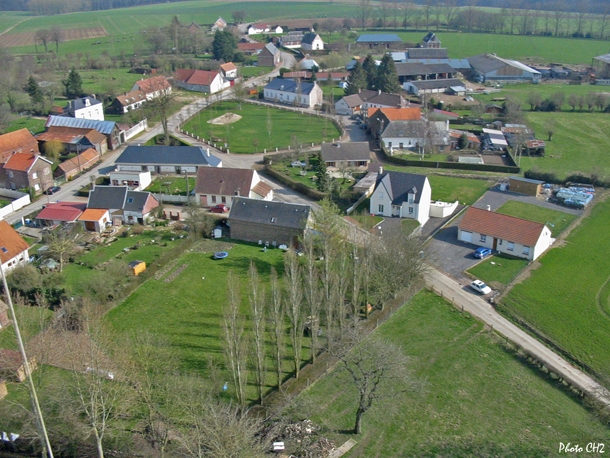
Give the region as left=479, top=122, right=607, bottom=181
left=124, top=119, right=148, bottom=141
left=0, top=190, right=30, bottom=220
left=153, top=194, right=189, bottom=204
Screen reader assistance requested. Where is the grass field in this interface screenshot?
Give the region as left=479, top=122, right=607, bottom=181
left=500, top=195, right=610, bottom=382
left=426, top=175, right=492, bottom=205
left=182, top=101, right=340, bottom=153
left=468, top=255, right=529, bottom=288
left=5, top=116, right=46, bottom=135
left=106, top=241, right=305, bottom=401
left=298, top=290, right=608, bottom=456
left=496, top=201, right=576, bottom=238
left=145, top=176, right=196, bottom=196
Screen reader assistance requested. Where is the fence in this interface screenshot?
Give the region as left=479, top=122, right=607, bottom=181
left=153, top=194, right=189, bottom=204
left=0, top=190, right=30, bottom=220
left=124, top=119, right=148, bottom=141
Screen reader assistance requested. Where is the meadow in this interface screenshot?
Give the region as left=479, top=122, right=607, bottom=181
left=500, top=195, right=610, bottom=383
left=468, top=255, right=529, bottom=288
left=182, top=101, right=340, bottom=153
left=298, top=290, right=608, bottom=456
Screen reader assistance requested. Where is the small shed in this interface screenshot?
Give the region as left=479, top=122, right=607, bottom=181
left=0, top=349, right=36, bottom=383
left=0, top=379, right=7, bottom=400
left=129, top=260, right=146, bottom=276
left=509, top=176, right=543, bottom=196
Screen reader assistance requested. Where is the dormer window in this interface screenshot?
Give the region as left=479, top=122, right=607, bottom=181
left=127, top=197, right=134, bottom=203
left=271, top=217, right=277, bottom=223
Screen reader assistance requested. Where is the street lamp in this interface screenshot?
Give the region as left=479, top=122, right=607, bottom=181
left=0, top=247, right=54, bottom=457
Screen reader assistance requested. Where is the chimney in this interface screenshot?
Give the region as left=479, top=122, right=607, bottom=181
left=206, top=148, right=210, bottom=157
left=487, top=205, right=491, bottom=211
left=378, top=165, right=384, bottom=175
left=378, top=89, right=381, bottom=96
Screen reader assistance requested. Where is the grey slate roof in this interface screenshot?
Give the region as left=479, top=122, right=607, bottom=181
left=116, top=146, right=222, bottom=167
left=356, top=33, right=403, bottom=43
left=468, top=54, right=507, bottom=74
left=321, top=142, right=370, bottom=162
left=395, top=62, right=455, bottom=76
left=381, top=120, right=426, bottom=139
left=594, top=53, right=610, bottom=64
left=45, top=115, right=116, bottom=135
left=376, top=171, right=428, bottom=205
left=195, top=167, right=254, bottom=195
left=67, top=96, right=102, bottom=114
left=263, top=42, right=279, bottom=55
left=302, top=32, right=319, bottom=45
left=229, top=197, right=311, bottom=230
left=408, top=48, right=447, bottom=59
left=87, top=185, right=154, bottom=211
left=422, top=32, right=439, bottom=44
left=264, top=78, right=317, bottom=96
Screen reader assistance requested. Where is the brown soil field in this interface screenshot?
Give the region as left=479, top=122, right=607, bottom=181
left=0, top=26, right=107, bottom=48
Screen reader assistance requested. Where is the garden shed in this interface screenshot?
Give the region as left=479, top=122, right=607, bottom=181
left=129, top=260, right=146, bottom=276
left=509, top=176, right=543, bottom=196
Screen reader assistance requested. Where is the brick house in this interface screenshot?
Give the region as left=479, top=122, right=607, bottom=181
left=228, top=197, right=311, bottom=247
left=131, top=75, right=172, bottom=101
left=36, top=126, right=108, bottom=156
left=257, top=43, right=281, bottom=67
left=0, top=129, right=40, bottom=164
left=87, top=185, right=159, bottom=225
left=55, top=148, right=100, bottom=180
left=1, top=152, right=53, bottom=195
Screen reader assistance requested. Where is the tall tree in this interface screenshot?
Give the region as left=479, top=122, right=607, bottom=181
left=43, top=229, right=77, bottom=273
left=146, top=81, right=175, bottom=145
left=302, top=236, right=323, bottom=363
left=63, top=68, right=83, bottom=99
left=35, top=29, right=51, bottom=53
left=248, top=261, right=266, bottom=405
left=26, top=76, right=44, bottom=108
left=357, top=0, right=373, bottom=29
left=344, top=61, right=367, bottom=96
left=231, top=10, right=246, bottom=24
left=376, top=53, right=400, bottom=93
left=362, top=54, right=377, bottom=90
left=268, top=267, right=286, bottom=389
left=284, top=251, right=304, bottom=379
left=212, top=30, right=238, bottom=62
left=50, top=26, right=64, bottom=52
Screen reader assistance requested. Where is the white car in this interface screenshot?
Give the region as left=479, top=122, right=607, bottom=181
left=470, top=280, right=492, bottom=295
left=291, top=161, right=306, bottom=167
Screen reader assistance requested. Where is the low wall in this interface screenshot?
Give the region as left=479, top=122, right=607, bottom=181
left=0, top=191, right=30, bottom=220
left=430, top=200, right=458, bottom=218
left=124, top=119, right=148, bottom=141
left=153, top=194, right=189, bottom=204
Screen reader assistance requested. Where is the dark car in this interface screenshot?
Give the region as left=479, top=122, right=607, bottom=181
left=44, top=186, right=61, bottom=195
left=210, top=204, right=228, bottom=213
left=474, top=247, right=492, bottom=259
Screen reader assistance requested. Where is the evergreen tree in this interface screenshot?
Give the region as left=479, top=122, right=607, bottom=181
left=345, top=61, right=366, bottom=96
left=376, top=53, right=400, bottom=93
left=362, top=54, right=377, bottom=90
left=212, top=30, right=238, bottom=62
left=63, top=68, right=83, bottom=99
left=25, top=76, right=44, bottom=108
left=315, top=152, right=329, bottom=192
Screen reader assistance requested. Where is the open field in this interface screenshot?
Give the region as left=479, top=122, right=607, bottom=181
left=500, top=195, right=610, bottom=382
left=0, top=26, right=107, bottom=47
left=496, top=200, right=576, bottom=238
left=4, top=116, right=46, bottom=135
left=182, top=101, right=340, bottom=153
left=298, top=290, right=608, bottom=456
left=106, top=241, right=306, bottom=401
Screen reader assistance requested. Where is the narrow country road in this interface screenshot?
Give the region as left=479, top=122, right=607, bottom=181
left=425, top=268, right=610, bottom=407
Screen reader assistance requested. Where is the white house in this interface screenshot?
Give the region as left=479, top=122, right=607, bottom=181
left=195, top=168, right=273, bottom=207
left=109, top=170, right=152, bottom=191
left=335, top=89, right=407, bottom=116
left=457, top=206, right=554, bottom=261
left=0, top=220, right=30, bottom=272
left=131, top=76, right=172, bottom=101
left=115, top=146, right=222, bottom=174
left=248, top=23, right=283, bottom=35
left=173, top=69, right=227, bottom=94
left=301, top=33, right=324, bottom=51
left=379, top=120, right=449, bottom=154
left=370, top=169, right=431, bottom=225
left=263, top=78, right=323, bottom=108
left=63, top=97, right=105, bottom=121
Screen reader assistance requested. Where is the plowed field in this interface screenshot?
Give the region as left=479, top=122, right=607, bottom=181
left=0, top=26, right=107, bottom=48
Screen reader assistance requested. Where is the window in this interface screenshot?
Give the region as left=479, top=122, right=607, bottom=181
left=32, top=172, right=37, bottom=179
left=378, top=204, right=384, bottom=213
left=480, top=234, right=486, bottom=243
left=34, top=184, right=40, bottom=191
left=388, top=142, right=392, bottom=148
left=507, top=242, right=514, bottom=251
left=221, top=196, right=226, bottom=203
left=523, top=246, right=530, bottom=256
left=7, top=171, right=13, bottom=178
left=270, top=217, right=277, bottom=223
left=211, top=196, right=217, bottom=203
left=127, top=197, right=134, bottom=203
left=499, top=240, right=503, bottom=245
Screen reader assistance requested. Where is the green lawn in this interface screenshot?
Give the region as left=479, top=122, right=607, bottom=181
left=240, top=66, right=273, bottom=78
left=145, top=176, right=196, bottom=196
left=5, top=116, right=46, bottom=135
left=183, top=101, right=340, bottom=154
left=496, top=201, right=576, bottom=238
left=500, top=196, right=610, bottom=382
left=427, top=175, right=492, bottom=205
left=468, top=254, right=529, bottom=288
left=298, top=290, right=607, bottom=456
left=106, top=241, right=303, bottom=400
left=349, top=213, right=382, bottom=230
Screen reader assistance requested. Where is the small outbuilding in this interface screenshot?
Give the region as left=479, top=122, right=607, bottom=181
left=0, top=348, right=37, bottom=383
left=129, top=260, right=146, bottom=276
left=509, top=176, right=544, bottom=196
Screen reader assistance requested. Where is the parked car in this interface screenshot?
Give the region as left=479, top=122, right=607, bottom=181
left=210, top=204, right=228, bottom=213
left=474, top=247, right=492, bottom=259
left=44, top=186, right=61, bottom=195
left=291, top=161, right=306, bottom=167
left=470, top=280, right=492, bottom=295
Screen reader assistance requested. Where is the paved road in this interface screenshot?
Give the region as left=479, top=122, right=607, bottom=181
left=425, top=268, right=610, bottom=407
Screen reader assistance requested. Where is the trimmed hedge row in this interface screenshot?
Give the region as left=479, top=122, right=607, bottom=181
left=263, top=165, right=327, bottom=200
left=524, top=170, right=610, bottom=188
left=383, top=153, right=521, bottom=174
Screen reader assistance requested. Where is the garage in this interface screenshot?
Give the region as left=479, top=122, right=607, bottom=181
left=460, top=230, right=472, bottom=243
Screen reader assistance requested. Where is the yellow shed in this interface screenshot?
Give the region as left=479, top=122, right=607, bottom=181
left=129, top=260, right=146, bottom=276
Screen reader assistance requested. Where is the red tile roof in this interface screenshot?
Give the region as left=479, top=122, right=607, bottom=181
left=174, top=69, right=219, bottom=86
left=36, top=127, right=106, bottom=145
left=237, top=42, right=265, bottom=51
left=57, top=148, right=99, bottom=175
left=4, top=152, right=39, bottom=172
left=195, top=167, right=254, bottom=195
left=78, top=208, right=109, bottom=222
left=0, top=129, right=39, bottom=161
left=220, top=62, right=237, bottom=72
left=135, top=75, right=171, bottom=94
left=459, top=206, right=546, bottom=247
left=368, top=107, right=421, bottom=121
left=115, top=90, right=147, bottom=107
left=36, top=202, right=86, bottom=222
left=0, top=220, right=30, bottom=264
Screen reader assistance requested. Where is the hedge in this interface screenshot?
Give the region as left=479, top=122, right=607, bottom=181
left=524, top=170, right=610, bottom=188
left=263, top=165, right=328, bottom=200
left=382, top=151, right=521, bottom=174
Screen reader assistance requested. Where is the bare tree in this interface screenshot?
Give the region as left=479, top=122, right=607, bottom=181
left=248, top=261, right=266, bottom=405
left=50, top=26, right=64, bottom=53
left=284, top=251, right=304, bottom=379
left=567, top=93, right=581, bottom=111
left=232, top=79, right=248, bottom=110
left=357, top=0, right=373, bottom=29
left=43, top=229, right=77, bottom=273
left=526, top=91, right=542, bottom=111
left=552, top=1, right=568, bottom=35
left=328, top=323, right=418, bottom=434
left=268, top=267, right=286, bottom=389
left=302, top=236, right=323, bottom=363
left=146, top=82, right=176, bottom=146
left=35, top=29, right=51, bottom=53
left=378, top=0, right=392, bottom=29
left=222, top=271, right=249, bottom=407
left=443, top=0, right=459, bottom=31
